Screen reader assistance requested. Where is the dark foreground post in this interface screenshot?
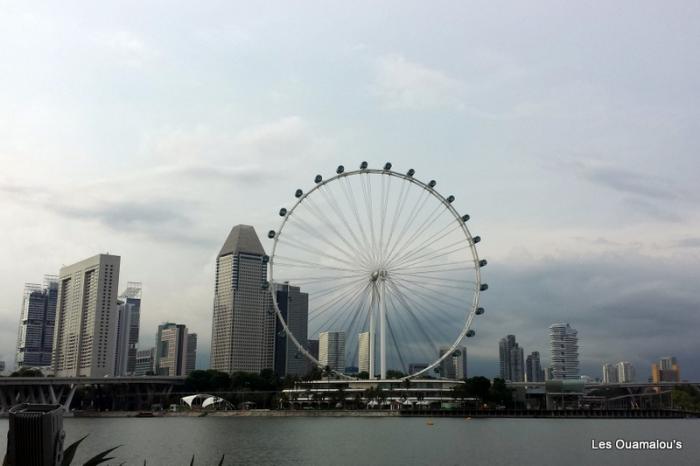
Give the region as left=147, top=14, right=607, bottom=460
left=6, top=403, right=65, bottom=466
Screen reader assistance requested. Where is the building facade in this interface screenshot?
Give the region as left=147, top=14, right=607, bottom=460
left=155, top=322, right=194, bottom=376
left=114, top=282, right=142, bottom=376
left=499, top=335, right=524, bottom=382
left=273, top=283, right=309, bottom=377
left=319, top=331, right=345, bottom=372
left=52, top=254, right=120, bottom=377
left=358, top=332, right=370, bottom=375
left=602, top=363, right=618, bottom=384
left=134, top=347, right=155, bottom=376
left=616, top=361, right=635, bottom=383
left=525, top=351, right=545, bottom=382
left=652, top=356, right=680, bottom=383
left=16, top=276, right=58, bottom=368
left=439, top=346, right=467, bottom=379
left=210, top=225, right=275, bottom=373
left=549, top=323, right=579, bottom=380
left=186, top=333, right=198, bottom=375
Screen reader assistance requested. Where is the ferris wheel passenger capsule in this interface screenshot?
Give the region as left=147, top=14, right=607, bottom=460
left=407, top=168, right=415, bottom=177
left=336, top=165, right=345, bottom=174
left=462, top=214, right=470, bottom=222
left=279, top=208, right=287, bottom=217
left=360, top=161, right=368, bottom=169
left=295, top=189, right=303, bottom=198
left=472, top=236, right=481, bottom=244
left=268, top=230, right=276, bottom=239
left=384, top=162, right=392, bottom=170
left=262, top=255, right=270, bottom=263
left=428, top=180, right=437, bottom=188
left=476, top=307, right=485, bottom=315
left=314, top=174, right=323, bottom=183
left=479, top=259, right=487, bottom=268
left=447, top=195, right=455, bottom=203
left=466, top=330, right=476, bottom=337
left=480, top=283, right=489, bottom=291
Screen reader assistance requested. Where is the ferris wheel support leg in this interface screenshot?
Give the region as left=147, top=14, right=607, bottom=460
left=380, top=280, right=387, bottom=380
left=369, top=288, right=375, bottom=380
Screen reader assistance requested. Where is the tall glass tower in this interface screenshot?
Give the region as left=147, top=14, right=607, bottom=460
left=114, top=282, right=142, bottom=376
left=549, top=323, right=579, bottom=379
left=16, top=276, right=58, bottom=368
left=210, top=225, right=275, bottom=373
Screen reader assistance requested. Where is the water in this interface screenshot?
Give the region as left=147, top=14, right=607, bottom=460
left=0, top=417, right=698, bottom=465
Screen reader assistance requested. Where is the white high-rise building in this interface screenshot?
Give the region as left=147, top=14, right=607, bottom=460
left=616, top=361, right=635, bottom=383
left=602, top=363, right=618, bottom=384
left=52, top=254, right=120, bottom=377
left=549, top=323, right=579, bottom=380
left=210, top=225, right=275, bottom=373
left=358, top=332, right=370, bottom=375
left=319, top=331, right=345, bottom=373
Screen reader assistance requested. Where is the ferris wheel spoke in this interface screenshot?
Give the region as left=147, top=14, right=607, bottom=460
left=391, top=270, right=475, bottom=284
left=277, top=235, right=361, bottom=269
left=345, top=297, right=371, bottom=371
left=387, top=278, right=460, bottom=338
left=382, top=177, right=410, bottom=257
left=384, top=279, right=440, bottom=356
left=378, top=174, right=392, bottom=257
left=360, top=173, right=379, bottom=263
left=383, top=188, right=432, bottom=264
left=340, top=176, right=373, bottom=263
left=299, top=196, right=372, bottom=269
left=384, top=307, right=408, bottom=374
left=386, top=219, right=463, bottom=269
left=397, top=260, right=476, bottom=272
left=384, top=201, right=448, bottom=266
left=308, top=279, right=371, bottom=326
left=311, top=282, right=370, bottom=333
left=305, top=275, right=369, bottom=307
left=318, top=184, right=374, bottom=267
left=387, top=275, right=469, bottom=314
left=389, top=239, right=470, bottom=270
left=273, top=256, right=359, bottom=273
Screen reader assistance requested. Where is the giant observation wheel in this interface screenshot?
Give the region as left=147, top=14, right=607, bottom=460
left=268, top=162, right=487, bottom=380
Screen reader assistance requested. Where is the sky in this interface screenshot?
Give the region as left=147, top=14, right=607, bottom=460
left=1, top=1, right=698, bottom=379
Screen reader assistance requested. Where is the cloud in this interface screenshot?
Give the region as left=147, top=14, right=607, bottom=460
left=100, top=30, right=156, bottom=67
left=674, top=237, right=700, bottom=248
left=374, top=56, right=464, bottom=110
left=575, top=161, right=682, bottom=201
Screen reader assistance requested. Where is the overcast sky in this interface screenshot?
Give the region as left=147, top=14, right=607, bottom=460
left=1, top=1, right=698, bottom=379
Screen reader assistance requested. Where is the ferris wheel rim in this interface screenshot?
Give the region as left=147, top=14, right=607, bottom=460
left=268, top=165, right=484, bottom=380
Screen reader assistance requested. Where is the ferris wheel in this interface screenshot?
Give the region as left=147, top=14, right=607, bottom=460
left=268, top=162, right=487, bottom=380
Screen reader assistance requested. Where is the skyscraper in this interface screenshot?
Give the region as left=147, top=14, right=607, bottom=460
left=549, top=323, right=579, bottom=380
left=652, top=356, right=680, bottom=383
left=210, top=225, right=275, bottom=373
left=155, top=322, right=193, bottom=376
left=602, top=363, right=618, bottom=384
left=114, top=282, right=142, bottom=376
left=273, top=283, right=309, bottom=377
left=525, top=351, right=544, bottom=382
left=52, top=254, right=120, bottom=377
left=319, top=331, right=345, bottom=372
left=616, top=361, right=635, bottom=383
left=499, top=335, right=524, bottom=382
left=16, top=276, right=58, bottom=368
left=439, top=346, right=467, bottom=379
left=186, top=333, right=198, bottom=375
left=358, top=332, right=370, bottom=375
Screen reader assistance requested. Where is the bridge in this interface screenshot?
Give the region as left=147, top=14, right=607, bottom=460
left=0, top=376, right=187, bottom=413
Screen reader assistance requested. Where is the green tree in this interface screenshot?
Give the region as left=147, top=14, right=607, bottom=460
left=10, top=367, right=43, bottom=377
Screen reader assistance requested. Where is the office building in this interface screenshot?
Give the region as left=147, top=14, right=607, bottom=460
left=525, top=351, right=545, bottom=382
left=52, top=254, right=120, bottom=377
left=113, top=282, right=142, bottom=376
left=16, top=276, right=58, bottom=368
left=549, top=323, right=579, bottom=380
left=273, top=283, right=309, bottom=377
left=210, top=225, right=275, bottom=373
left=155, top=322, right=194, bottom=376
left=602, top=363, right=618, bottom=384
left=652, top=357, right=680, bottom=383
left=408, top=363, right=429, bottom=375
left=0, top=361, right=5, bottom=374
left=439, top=346, right=467, bottom=379
left=358, top=332, right=370, bottom=375
left=319, top=331, right=345, bottom=372
left=616, top=361, right=635, bottom=383
left=499, top=335, right=524, bottom=382
left=134, top=347, right=155, bottom=376
left=186, top=333, right=197, bottom=375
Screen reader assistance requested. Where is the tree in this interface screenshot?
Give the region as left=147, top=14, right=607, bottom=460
left=489, top=378, right=512, bottom=406
left=10, top=367, right=43, bottom=377
left=385, top=370, right=405, bottom=379
left=357, top=371, right=369, bottom=380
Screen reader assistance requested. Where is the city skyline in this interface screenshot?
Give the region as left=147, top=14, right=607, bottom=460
left=1, top=2, right=699, bottom=379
